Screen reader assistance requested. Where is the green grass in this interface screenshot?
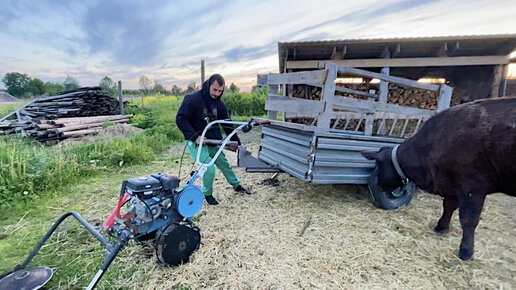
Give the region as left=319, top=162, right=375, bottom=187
left=0, top=103, right=22, bottom=119
left=0, top=165, right=175, bottom=289
left=0, top=92, right=263, bottom=288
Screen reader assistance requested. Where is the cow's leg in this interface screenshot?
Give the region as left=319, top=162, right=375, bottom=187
left=434, top=195, right=458, bottom=235
left=457, top=192, right=486, bottom=260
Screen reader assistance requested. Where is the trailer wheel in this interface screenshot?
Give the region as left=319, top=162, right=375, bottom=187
left=367, top=168, right=416, bottom=210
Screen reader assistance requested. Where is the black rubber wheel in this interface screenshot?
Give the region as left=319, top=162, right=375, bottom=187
left=367, top=168, right=416, bottom=210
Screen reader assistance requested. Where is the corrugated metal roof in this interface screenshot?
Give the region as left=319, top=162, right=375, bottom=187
left=278, top=34, right=516, bottom=72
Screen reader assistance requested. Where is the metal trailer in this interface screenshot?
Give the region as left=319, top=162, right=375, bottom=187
left=237, top=62, right=453, bottom=209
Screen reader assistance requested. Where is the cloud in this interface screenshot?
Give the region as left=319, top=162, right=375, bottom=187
left=1, top=0, right=515, bottom=91
left=222, top=42, right=276, bottom=62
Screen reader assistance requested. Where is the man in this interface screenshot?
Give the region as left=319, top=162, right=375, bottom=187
left=176, top=74, right=251, bottom=205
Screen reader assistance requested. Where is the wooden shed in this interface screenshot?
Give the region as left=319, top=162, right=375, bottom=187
left=278, top=34, right=516, bottom=102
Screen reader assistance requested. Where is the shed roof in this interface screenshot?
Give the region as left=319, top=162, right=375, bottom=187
left=278, top=34, right=516, bottom=72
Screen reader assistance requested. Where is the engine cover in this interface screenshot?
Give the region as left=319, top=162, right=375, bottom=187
left=155, top=223, right=201, bottom=266
left=126, top=176, right=161, bottom=199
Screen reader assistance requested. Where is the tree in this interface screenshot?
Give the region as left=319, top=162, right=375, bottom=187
left=99, top=76, right=117, bottom=97
left=139, top=75, right=153, bottom=95
left=28, top=78, right=45, bottom=96
left=44, top=82, right=66, bottom=95
left=2, top=72, right=31, bottom=97
left=152, top=81, right=166, bottom=94
left=170, top=85, right=182, bottom=96
left=229, top=82, right=239, bottom=93
left=184, top=82, right=198, bottom=95
left=64, top=75, right=80, bottom=91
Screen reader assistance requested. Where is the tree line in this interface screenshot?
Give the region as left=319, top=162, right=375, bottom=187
left=1, top=72, right=244, bottom=99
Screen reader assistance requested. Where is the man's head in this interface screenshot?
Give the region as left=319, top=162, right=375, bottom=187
left=209, top=74, right=225, bottom=99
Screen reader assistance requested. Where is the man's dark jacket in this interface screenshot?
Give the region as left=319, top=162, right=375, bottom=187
left=175, top=77, right=240, bottom=144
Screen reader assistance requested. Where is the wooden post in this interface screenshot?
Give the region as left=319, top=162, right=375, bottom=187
left=118, top=80, right=123, bottom=115
left=491, top=64, right=505, bottom=98
left=374, top=49, right=391, bottom=135
left=201, top=60, right=205, bottom=84
left=499, top=64, right=509, bottom=97
left=316, top=62, right=337, bottom=131
left=437, top=84, right=453, bottom=112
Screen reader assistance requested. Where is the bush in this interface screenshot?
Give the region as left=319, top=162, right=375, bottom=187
left=222, top=87, right=267, bottom=116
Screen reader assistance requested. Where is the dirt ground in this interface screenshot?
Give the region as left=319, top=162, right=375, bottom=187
left=112, top=128, right=516, bottom=289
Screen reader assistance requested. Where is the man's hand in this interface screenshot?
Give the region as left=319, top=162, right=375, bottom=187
left=195, top=136, right=205, bottom=145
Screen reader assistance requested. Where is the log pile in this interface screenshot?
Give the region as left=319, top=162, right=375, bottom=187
left=387, top=84, right=462, bottom=109
left=21, top=86, right=120, bottom=119
left=0, top=87, right=129, bottom=142
left=15, top=115, right=133, bottom=142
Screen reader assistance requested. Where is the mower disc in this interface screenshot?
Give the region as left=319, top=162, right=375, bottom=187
left=155, top=223, right=201, bottom=266
left=0, top=266, right=53, bottom=290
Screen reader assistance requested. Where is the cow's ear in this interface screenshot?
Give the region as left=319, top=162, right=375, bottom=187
left=361, top=151, right=378, bottom=160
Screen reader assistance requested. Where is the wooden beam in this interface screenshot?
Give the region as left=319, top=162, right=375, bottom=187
left=436, top=84, right=453, bottom=112
left=437, top=42, right=448, bottom=57
left=380, top=46, right=390, bottom=58
left=317, top=62, right=338, bottom=129
left=332, top=65, right=440, bottom=91
left=265, top=97, right=325, bottom=115
left=330, top=46, right=337, bottom=60
left=267, top=70, right=328, bottom=85
left=309, top=82, right=378, bottom=98
left=332, top=95, right=435, bottom=117
left=286, top=55, right=510, bottom=69
left=284, top=111, right=426, bottom=120
left=391, top=44, right=401, bottom=58
left=492, top=65, right=505, bottom=98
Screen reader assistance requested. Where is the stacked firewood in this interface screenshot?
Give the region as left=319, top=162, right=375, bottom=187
left=387, top=84, right=462, bottom=109
left=21, top=115, right=133, bottom=142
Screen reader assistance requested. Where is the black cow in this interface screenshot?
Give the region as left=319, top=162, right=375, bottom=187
left=361, top=97, right=516, bottom=260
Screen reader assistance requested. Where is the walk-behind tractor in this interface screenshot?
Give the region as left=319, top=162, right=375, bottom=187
left=0, top=119, right=268, bottom=290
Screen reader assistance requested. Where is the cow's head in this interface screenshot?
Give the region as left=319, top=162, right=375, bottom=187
left=361, top=147, right=404, bottom=192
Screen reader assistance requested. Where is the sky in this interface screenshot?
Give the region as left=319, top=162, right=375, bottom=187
left=0, top=0, right=515, bottom=91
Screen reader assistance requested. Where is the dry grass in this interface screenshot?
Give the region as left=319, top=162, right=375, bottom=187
left=2, top=129, right=516, bottom=289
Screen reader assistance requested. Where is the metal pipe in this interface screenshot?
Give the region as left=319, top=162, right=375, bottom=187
left=18, top=212, right=111, bottom=270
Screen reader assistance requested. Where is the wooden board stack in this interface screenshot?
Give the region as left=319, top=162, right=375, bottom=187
left=0, top=87, right=129, bottom=142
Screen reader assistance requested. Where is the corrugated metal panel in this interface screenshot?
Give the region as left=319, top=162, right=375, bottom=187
left=311, top=136, right=401, bottom=184
left=258, top=126, right=313, bottom=181
left=257, top=124, right=404, bottom=184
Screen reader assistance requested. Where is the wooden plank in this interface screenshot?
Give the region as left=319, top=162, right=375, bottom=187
left=332, top=95, right=435, bottom=117
left=400, top=117, right=411, bottom=137
left=266, top=70, right=328, bottom=85
left=118, top=80, right=123, bottom=115
left=491, top=64, right=505, bottom=98
left=284, top=111, right=414, bottom=120
left=52, top=114, right=133, bottom=125
left=364, top=113, right=374, bottom=136
left=61, top=128, right=101, bottom=137
left=389, top=114, right=399, bottom=136
left=54, top=118, right=130, bottom=133
left=286, top=55, right=510, bottom=69
left=334, top=66, right=440, bottom=91
left=316, top=63, right=338, bottom=129
left=392, top=44, right=401, bottom=58
left=265, top=98, right=325, bottom=115
left=257, top=74, right=268, bottom=86
left=308, top=82, right=377, bottom=98
left=335, top=85, right=378, bottom=99
left=437, top=84, right=453, bottom=112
